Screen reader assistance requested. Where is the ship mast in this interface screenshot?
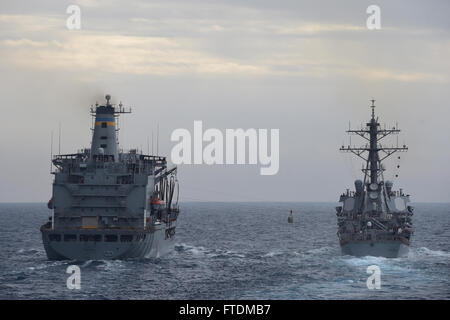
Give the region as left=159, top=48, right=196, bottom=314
left=369, top=99, right=378, bottom=184
left=340, top=100, right=408, bottom=187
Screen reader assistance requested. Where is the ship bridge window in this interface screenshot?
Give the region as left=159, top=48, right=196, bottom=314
left=49, top=234, right=61, bottom=241
left=101, top=136, right=108, bottom=140
left=64, top=234, right=77, bottom=242
left=101, top=122, right=107, bottom=128
left=120, top=235, right=133, bottom=242
left=80, top=234, right=102, bottom=242
left=105, top=235, right=118, bottom=242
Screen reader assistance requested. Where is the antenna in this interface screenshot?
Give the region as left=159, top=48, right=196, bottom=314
left=370, top=99, right=376, bottom=119
left=147, top=136, right=150, bottom=155
left=91, top=106, right=94, bottom=136
left=58, top=122, right=61, bottom=155
left=157, top=123, right=159, bottom=156
left=152, top=130, right=154, bottom=155
left=50, top=131, right=53, bottom=173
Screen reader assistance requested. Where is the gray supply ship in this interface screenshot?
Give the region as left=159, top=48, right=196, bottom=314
left=41, top=95, right=179, bottom=260
left=336, top=100, right=413, bottom=258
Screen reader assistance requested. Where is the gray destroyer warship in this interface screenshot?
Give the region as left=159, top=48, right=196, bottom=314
left=336, top=100, right=413, bottom=258
left=41, top=95, right=180, bottom=260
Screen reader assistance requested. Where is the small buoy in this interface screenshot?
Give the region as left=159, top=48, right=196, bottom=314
left=288, top=210, right=294, bottom=223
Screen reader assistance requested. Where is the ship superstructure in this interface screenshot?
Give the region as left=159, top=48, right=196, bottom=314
left=41, top=95, right=179, bottom=260
left=336, top=100, right=413, bottom=258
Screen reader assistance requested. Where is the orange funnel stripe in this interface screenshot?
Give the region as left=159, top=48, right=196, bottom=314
left=95, top=121, right=115, bottom=126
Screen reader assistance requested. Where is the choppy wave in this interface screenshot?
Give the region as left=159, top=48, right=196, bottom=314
left=175, top=243, right=209, bottom=256
left=175, top=243, right=246, bottom=259
left=0, top=202, right=449, bottom=299
left=410, top=247, right=450, bottom=259
left=262, top=250, right=285, bottom=257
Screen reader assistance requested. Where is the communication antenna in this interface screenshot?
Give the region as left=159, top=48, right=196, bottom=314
left=50, top=131, right=53, bottom=173
left=58, top=122, right=61, bottom=155
left=157, top=123, right=159, bottom=156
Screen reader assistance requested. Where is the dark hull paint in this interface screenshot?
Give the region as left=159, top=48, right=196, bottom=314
left=340, top=240, right=409, bottom=258
left=41, top=224, right=175, bottom=260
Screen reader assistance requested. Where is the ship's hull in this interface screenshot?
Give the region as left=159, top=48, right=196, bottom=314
left=41, top=224, right=175, bottom=260
left=340, top=240, right=409, bottom=258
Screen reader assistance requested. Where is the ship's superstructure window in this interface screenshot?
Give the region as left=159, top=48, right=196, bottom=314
left=64, top=234, right=77, bottom=242
left=120, top=235, right=133, bottom=242
left=48, top=234, right=61, bottom=241
left=80, top=234, right=102, bottom=242
left=101, top=122, right=107, bottom=128
left=101, top=144, right=107, bottom=148
left=101, top=136, right=107, bottom=140
left=105, top=235, right=118, bottom=242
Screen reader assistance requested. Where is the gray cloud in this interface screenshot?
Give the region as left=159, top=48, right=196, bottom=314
left=0, top=0, right=449, bottom=202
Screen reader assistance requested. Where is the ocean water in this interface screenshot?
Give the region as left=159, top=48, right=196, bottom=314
left=0, top=202, right=448, bottom=300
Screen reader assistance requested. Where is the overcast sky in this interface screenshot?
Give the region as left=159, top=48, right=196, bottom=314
left=0, top=0, right=449, bottom=202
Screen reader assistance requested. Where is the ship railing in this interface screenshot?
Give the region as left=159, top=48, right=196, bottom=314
left=340, top=232, right=404, bottom=242
left=53, top=154, right=84, bottom=160
left=55, top=226, right=141, bottom=230
left=141, top=155, right=166, bottom=162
